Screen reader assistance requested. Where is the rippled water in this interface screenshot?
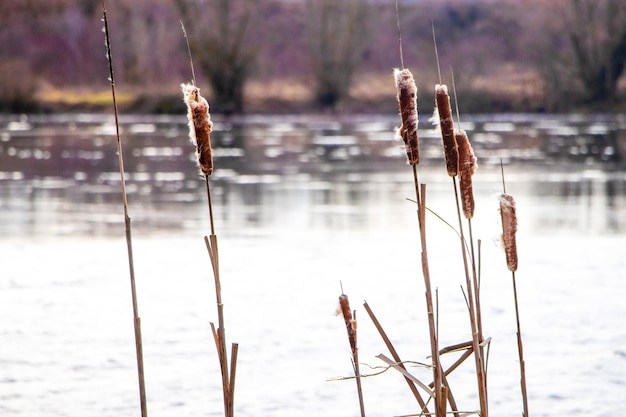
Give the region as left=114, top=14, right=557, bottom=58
left=1, top=113, right=625, bottom=417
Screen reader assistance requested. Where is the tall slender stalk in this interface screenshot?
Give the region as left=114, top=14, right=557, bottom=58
left=432, top=35, right=487, bottom=411
left=102, top=2, right=147, bottom=416
left=413, top=169, right=446, bottom=417
left=181, top=71, right=236, bottom=416
left=500, top=165, right=528, bottom=417
left=394, top=36, right=445, bottom=412
left=451, top=176, right=488, bottom=416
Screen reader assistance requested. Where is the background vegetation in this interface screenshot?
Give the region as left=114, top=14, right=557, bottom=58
left=1, top=0, right=625, bottom=114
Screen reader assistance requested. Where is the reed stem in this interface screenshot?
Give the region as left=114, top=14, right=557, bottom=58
left=512, top=271, right=529, bottom=417
left=102, top=2, right=147, bottom=416
left=206, top=175, right=216, bottom=236
left=354, top=344, right=366, bottom=417
left=452, top=177, right=488, bottom=417
left=412, top=167, right=446, bottom=417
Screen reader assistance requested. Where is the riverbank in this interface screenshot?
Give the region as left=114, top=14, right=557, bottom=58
left=21, top=72, right=626, bottom=116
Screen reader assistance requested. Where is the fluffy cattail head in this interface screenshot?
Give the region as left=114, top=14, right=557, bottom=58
left=394, top=68, right=420, bottom=166
left=456, top=129, right=477, bottom=219
left=435, top=84, right=458, bottom=176
left=181, top=82, right=214, bottom=176
left=499, top=193, right=518, bottom=272
left=338, top=294, right=357, bottom=355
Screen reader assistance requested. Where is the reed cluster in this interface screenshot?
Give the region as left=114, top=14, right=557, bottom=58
left=102, top=3, right=529, bottom=417
left=103, top=5, right=237, bottom=416
left=332, top=59, right=528, bottom=417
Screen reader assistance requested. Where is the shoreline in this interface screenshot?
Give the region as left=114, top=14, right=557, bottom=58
left=13, top=72, right=626, bottom=116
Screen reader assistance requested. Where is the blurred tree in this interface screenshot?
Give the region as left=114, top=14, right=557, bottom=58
left=306, top=0, right=369, bottom=110
left=174, top=0, right=258, bottom=114
left=566, top=0, right=626, bottom=103
left=530, top=0, right=626, bottom=108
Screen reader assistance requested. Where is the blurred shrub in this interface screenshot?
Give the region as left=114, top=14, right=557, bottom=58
left=0, top=60, right=40, bottom=112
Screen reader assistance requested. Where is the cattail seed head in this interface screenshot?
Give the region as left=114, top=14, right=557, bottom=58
left=394, top=68, right=420, bottom=166
left=435, top=84, right=458, bottom=176
left=499, top=193, right=518, bottom=272
left=456, top=129, right=477, bottom=219
left=338, top=294, right=357, bottom=355
left=181, top=82, right=213, bottom=176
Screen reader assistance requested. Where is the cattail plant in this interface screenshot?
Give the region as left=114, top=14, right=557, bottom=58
left=102, top=3, right=147, bottom=416
left=499, top=189, right=528, bottom=417
left=453, top=124, right=488, bottom=417
left=499, top=194, right=518, bottom=273
left=338, top=293, right=365, bottom=417
left=394, top=68, right=419, bottom=166
left=431, top=25, right=487, bottom=412
left=181, top=25, right=237, bottom=417
left=435, top=84, right=459, bottom=177
left=456, top=129, right=476, bottom=220
left=181, top=83, right=214, bottom=177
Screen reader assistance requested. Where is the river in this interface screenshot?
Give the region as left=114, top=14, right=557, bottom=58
left=1, top=112, right=625, bottom=417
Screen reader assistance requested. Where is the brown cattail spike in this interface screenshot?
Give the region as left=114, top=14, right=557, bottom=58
left=435, top=84, right=458, bottom=176
left=394, top=68, right=420, bottom=166
left=181, top=83, right=214, bottom=176
left=339, top=294, right=357, bottom=355
left=456, top=129, right=477, bottom=219
left=499, top=193, right=518, bottom=272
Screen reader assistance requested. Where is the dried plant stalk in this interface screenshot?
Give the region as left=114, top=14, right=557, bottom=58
left=338, top=293, right=365, bottom=417
left=363, top=301, right=429, bottom=413
left=394, top=68, right=420, bottom=166
left=102, top=4, right=147, bottom=416
left=499, top=193, right=518, bottom=272
left=435, top=84, right=458, bottom=176
left=456, top=129, right=477, bottom=219
left=181, top=83, right=214, bottom=176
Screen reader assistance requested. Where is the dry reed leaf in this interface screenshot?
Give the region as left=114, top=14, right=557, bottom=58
left=394, top=68, right=420, bottom=166
left=339, top=294, right=357, bottom=355
left=456, top=129, right=477, bottom=219
left=435, top=84, right=458, bottom=176
left=499, top=193, right=518, bottom=272
left=181, top=83, right=213, bottom=176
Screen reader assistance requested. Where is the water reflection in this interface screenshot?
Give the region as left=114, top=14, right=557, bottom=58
left=0, top=113, right=624, bottom=237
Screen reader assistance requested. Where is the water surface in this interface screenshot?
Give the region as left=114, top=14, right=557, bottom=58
left=1, top=113, right=625, bottom=417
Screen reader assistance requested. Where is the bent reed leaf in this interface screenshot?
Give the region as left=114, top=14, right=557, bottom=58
left=394, top=68, right=420, bottom=166
left=181, top=82, right=213, bottom=176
